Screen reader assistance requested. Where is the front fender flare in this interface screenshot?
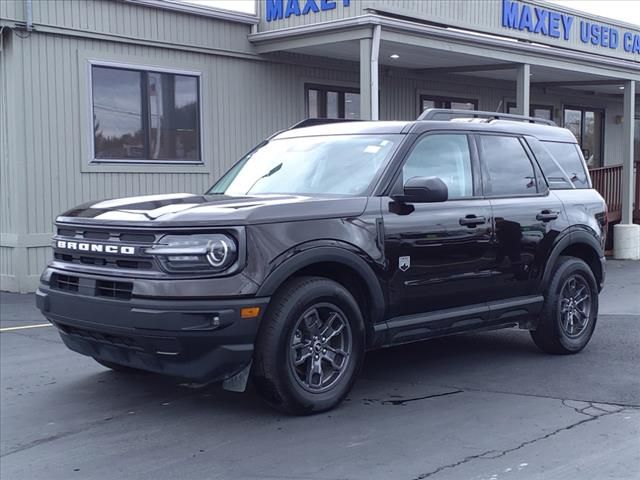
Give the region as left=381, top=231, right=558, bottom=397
left=256, top=245, right=386, bottom=328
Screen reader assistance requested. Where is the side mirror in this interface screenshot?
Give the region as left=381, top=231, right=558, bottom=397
left=392, top=176, right=448, bottom=203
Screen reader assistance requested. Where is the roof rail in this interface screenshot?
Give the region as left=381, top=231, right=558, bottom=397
left=417, top=108, right=557, bottom=126
left=289, top=118, right=362, bottom=130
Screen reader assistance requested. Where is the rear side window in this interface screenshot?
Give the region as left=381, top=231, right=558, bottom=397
left=478, top=135, right=538, bottom=196
left=539, top=141, right=590, bottom=189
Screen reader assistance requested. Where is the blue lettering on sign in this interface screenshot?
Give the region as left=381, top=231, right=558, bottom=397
left=266, top=0, right=350, bottom=22
left=501, top=0, right=639, bottom=54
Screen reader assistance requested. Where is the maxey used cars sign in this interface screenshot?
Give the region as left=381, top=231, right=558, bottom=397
left=266, top=0, right=350, bottom=22
left=502, top=0, right=640, bottom=53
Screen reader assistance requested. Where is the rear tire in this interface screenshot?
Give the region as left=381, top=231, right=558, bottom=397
left=94, top=358, right=144, bottom=373
left=531, top=256, right=598, bottom=354
left=253, top=276, right=365, bottom=415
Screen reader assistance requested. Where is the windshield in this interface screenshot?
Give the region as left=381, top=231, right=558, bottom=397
left=207, top=134, right=402, bottom=196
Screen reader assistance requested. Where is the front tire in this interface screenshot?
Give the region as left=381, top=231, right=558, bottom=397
left=531, top=256, right=598, bottom=354
left=253, top=276, right=365, bottom=415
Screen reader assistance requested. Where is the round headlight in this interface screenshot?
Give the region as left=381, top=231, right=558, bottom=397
left=206, top=238, right=230, bottom=267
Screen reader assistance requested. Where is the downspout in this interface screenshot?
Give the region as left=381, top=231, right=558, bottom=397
left=370, top=24, right=381, bottom=121
left=24, top=0, right=33, bottom=31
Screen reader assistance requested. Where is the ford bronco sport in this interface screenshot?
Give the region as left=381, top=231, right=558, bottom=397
left=36, top=109, right=607, bottom=415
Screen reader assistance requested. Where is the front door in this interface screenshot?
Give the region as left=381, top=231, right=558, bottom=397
left=382, top=133, right=495, bottom=319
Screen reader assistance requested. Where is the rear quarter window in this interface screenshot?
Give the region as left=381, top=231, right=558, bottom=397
left=534, top=140, right=590, bottom=189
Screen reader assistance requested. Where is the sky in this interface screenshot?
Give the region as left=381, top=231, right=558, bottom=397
left=182, top=0, right=640, bottom=26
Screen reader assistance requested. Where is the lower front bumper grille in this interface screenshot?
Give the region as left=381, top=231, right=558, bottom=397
left=51, top=273, right=133, bottom=300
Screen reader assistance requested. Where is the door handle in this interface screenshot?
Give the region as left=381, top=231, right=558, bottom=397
left=459, top=215, right=486, bottom=227
left=536, top=210, right=559, bottom=222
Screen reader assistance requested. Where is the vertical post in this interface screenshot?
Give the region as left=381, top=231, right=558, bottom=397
left=614, top=79, right=639, bottom=260
left=621, top=80, right=635, bottom=225
left=515, top=64, right=530, bottom=117
left=370, top=25, right=381, bottom=121
left=359, top=37, right=372, bottom=120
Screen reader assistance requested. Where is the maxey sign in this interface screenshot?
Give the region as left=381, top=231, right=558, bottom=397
left=266, top=0, right=351, bottom=22
left=501, top=0, right=640, bottom=54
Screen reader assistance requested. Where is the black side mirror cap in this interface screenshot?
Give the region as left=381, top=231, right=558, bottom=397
left=392, top=176, right=448, bottom=204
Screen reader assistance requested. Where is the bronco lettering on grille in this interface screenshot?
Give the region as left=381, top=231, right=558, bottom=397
left=56, top=240, right=136, bottom=255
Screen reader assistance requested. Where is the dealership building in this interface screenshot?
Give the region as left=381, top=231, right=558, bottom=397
left=0, top=0, right=639, bottom=292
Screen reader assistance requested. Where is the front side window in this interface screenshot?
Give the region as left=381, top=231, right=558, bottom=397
left=209, top=135, right=400, bottom=196
left=92, top=65, right=200, bottom=162
left=306, top=85, right=360, bottom=120
left=563, top=106, right=603, bottom=168
left=478, top=135, right=537, bottom=196
left=400, top=134, right=474, bottom=199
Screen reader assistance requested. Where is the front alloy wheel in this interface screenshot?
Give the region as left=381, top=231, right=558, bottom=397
left=253, top=276, right=365, bottom=415
left=289, top=304, right=353, bottom=393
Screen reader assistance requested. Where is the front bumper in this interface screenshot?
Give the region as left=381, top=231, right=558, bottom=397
left=36, top=281, right=269, bottom=383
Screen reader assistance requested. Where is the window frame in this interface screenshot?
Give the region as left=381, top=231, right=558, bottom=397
left=419, top=95, right=479, bottom=115
left=305, top=83, right=361, bottom=119
left=88, top=59, right=204, bottom=166
left=562, top=105, right=605, bottom=168
left=385, top=131, right=483, bottom=200
left=473, top=133, right=548, bottom=199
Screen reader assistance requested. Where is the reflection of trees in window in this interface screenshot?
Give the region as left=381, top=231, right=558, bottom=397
left=92, top=65, right=200, bottom=162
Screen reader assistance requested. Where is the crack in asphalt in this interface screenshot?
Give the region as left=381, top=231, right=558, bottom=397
left=363, top=390, right=464, bottom=406
left=409, top=400, right=638, bottom=480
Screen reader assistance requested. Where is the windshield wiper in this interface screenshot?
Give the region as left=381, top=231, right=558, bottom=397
left=245, top=163, right=283, bottom=194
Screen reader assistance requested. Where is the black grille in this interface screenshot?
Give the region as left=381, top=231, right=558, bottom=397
left=54, top=226, right=158, bottom=272
left=95, top=280, right=133, bottom=300
left=59, top=324, right=143, bottom=351
left=52, top=273, right=79, bottom=292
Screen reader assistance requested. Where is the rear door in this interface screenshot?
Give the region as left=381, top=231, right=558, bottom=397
left=475, top=134, right=567, bottom=302
left=381, top=132, right=495, bottom=319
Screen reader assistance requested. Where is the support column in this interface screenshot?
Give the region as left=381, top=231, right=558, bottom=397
left=614, top=80, right=639, bottom=260
left=515, top=64, right=530, bottom=117
left=359, top=25, right=380, bottom=121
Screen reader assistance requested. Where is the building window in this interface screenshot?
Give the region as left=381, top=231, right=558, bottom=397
left=92, top=65, right=201, bottom=163
left=306, top=85, right=360, bottom=119
left=563, top=106, right=603, bottom=168
left=420, top=95, right=478, bottom=112
left=507, top=103, right=553, bottom=121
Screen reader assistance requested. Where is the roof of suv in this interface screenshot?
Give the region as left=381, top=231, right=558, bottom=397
left=276, top=118, right=576, bottom=144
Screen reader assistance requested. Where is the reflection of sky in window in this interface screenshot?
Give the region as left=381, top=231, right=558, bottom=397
left=175, top=76, right=197, bottom=108
left=93, top=67, right=141, bottom=138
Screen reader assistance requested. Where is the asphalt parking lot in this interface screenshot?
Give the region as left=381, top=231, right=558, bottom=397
left=1, top=260, right=639, bottom=480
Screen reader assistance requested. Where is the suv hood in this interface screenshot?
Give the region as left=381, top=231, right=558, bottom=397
left=57, top=193, right=369, bottom=227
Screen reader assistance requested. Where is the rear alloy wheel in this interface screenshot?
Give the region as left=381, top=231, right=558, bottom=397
left=253, top=276, right=365, bottom=415
left=531, top=256, right=598, bottom=354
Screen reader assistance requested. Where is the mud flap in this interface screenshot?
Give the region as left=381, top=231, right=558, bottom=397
left=222, top=360, right=252, bottom=393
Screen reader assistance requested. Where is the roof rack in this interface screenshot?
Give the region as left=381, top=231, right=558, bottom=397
left=417, top=108, right=557, bottom=126
left=289, top=118, right=362, bottom=130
